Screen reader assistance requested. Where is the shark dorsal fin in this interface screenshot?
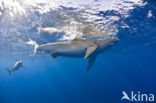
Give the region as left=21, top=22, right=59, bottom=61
left=84, top=45, right=98, bottom=58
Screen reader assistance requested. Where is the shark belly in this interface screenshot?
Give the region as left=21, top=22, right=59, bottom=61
left=13, top=64, right=21, bottom=71
left=54, top=46, right=86, bottom=57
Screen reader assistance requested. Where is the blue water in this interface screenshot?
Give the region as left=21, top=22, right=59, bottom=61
left=0, top=0, right=156, bottom=103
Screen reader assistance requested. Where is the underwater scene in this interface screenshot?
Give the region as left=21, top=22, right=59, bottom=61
left=0, top=0, right=156, bottom=103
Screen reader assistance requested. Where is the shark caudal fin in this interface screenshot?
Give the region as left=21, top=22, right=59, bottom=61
left=6, top=69, right=12, bottom=76
left=26, top=39, right=39, bottom=59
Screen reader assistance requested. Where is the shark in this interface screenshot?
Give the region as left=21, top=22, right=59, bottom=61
left=27, top=37, right=119, bottom=70
left=6, top=61, right=25, bottom=75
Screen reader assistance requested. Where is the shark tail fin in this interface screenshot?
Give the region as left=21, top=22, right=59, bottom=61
left=26, top=39, right=39, bottom=60
left=6, top=69, right=12, bottom=76
left=33, top=42, right=39, bottom=60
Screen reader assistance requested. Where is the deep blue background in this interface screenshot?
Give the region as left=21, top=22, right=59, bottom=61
left=0, top=0, right=156, bottom=103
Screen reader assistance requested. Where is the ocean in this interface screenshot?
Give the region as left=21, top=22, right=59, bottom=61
left=0, top=0, right=156, bottom=103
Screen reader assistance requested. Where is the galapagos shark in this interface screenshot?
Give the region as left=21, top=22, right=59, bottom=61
left=6, top=61, right=25, bottom=75
left=27, top=37, right=119, bottom=70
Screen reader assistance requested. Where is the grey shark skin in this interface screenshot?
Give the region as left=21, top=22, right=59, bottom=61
left=31, top=37, right=119, bottom=70
left=6, top=61, right=24, bottom=75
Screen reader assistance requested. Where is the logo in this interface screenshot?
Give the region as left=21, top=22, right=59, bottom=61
left=121, top=91, right=155, bottom=102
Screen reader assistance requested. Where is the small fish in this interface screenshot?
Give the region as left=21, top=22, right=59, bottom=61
left=6, top=61, right=25, bottom=75
left=37, top=27, right=62, bottom=34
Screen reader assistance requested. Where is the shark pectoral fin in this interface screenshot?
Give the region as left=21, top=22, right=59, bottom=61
left=6, top=69, right=12, bottom=75
left=51, top=52, right=59, bottom=59
left=22, top=65, right=26, bottom=69
left=42, top=42, right=47, bottom=44
left=84, top=45, right=98, bottom=58
left=87, top=56, right=96, bottom=71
